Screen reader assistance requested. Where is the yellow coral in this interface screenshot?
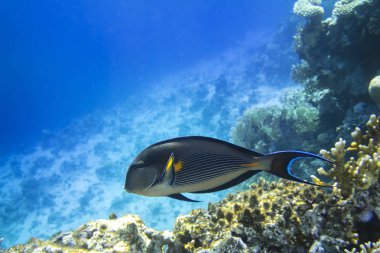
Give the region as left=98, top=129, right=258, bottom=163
left=315, top=115, right=380, bottom=200
left=344, top=240, right=380, bottom=253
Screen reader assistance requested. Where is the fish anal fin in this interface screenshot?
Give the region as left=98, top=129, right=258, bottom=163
left=168, top=194, right=201, bottom=202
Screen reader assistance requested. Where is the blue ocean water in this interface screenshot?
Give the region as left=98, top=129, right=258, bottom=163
left=0, top=0, right=296, bottom=248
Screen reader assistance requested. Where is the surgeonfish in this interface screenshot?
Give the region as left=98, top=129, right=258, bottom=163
left=124, top=136, right=333, bottom=202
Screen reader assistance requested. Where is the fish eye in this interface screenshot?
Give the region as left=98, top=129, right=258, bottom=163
left=130, top=160, right=144, bottom=170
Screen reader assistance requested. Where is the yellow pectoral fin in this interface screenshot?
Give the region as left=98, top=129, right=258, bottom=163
left=165, top=153, right=174, bottom=173
left=162, top=153, right=176, bottom=185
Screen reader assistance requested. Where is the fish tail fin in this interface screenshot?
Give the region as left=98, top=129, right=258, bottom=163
left=264, top=151, right=334, bottom=187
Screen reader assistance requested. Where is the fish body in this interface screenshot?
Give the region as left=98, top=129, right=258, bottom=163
left=124, top=136, right=332, bottom=202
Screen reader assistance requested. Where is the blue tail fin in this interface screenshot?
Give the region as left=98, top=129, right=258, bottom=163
left=266, top=151, right=334, bottom=186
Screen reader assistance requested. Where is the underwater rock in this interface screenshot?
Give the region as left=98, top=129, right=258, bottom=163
left=292, top=0, right=380, bottom=137
left=333, top=0, right=373, bottom=18
left=230, top=86, right=334, bottom=186
left=369, top=76, right=380, bottom=109
left=230, top=87, right=321, bottom=154
left=5, top=215, right=175, bottom=253
left=5, top=179, right=379, bottom=252
left=317, top=132, right=330, bottom=146
left=337, top=103, right=378, bottom=142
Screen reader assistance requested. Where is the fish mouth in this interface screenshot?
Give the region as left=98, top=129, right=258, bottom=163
left=124, top=184, right=130, bottom=192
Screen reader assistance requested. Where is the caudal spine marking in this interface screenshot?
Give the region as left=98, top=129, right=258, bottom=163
left=240, top=162, right=260, bottom=167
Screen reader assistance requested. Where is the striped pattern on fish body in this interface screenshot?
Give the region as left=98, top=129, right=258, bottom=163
left=124, top=136, right=333, bottom=202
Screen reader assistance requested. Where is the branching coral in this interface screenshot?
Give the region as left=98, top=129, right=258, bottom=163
left=344, top=241, right=380, bottom=253
left=313, top=114, right=380, bottom=200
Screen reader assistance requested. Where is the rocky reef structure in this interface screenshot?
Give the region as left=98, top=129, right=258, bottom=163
left=6, top=183, right=379, bottom=253
left=173, top=181, right=379, bottom=252
left=5, top=114, right=380, bottom=253
left=172, top=114, right=380, bottom=252
left=232, top=0, right=380, bottom=180
left=5, top=215, right=174, bottom=253
left=293, top=0, right=324, bottom=19
left=231, top=87, right=322, bottom=154
left=292, top=0, right=380, bottom=139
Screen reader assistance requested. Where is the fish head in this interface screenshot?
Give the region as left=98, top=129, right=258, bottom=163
left=125, top=142, right=178, bottom=196
left=124, top=160, right=159, bottom=195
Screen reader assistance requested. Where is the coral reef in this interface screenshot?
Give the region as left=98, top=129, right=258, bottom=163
left=5, top=215, right=174, bottom=253
left=293, top=0, right=324, bottom=19
left=6, top=178, right=379, bottom=253
left=173, top=179, right=379, bottom=252
left=7, top=114, right=380, bottom=253
left=333, top=0, right=373, bottom=18
left=5, top=5, right=380, bottom=249
left=345, top=241, right=380, bottom=253
left=314, top=114, right=380, bottom=199
left=292, top=0, right=380, bottom=137
left=230, top=87, right=321, bottom=154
